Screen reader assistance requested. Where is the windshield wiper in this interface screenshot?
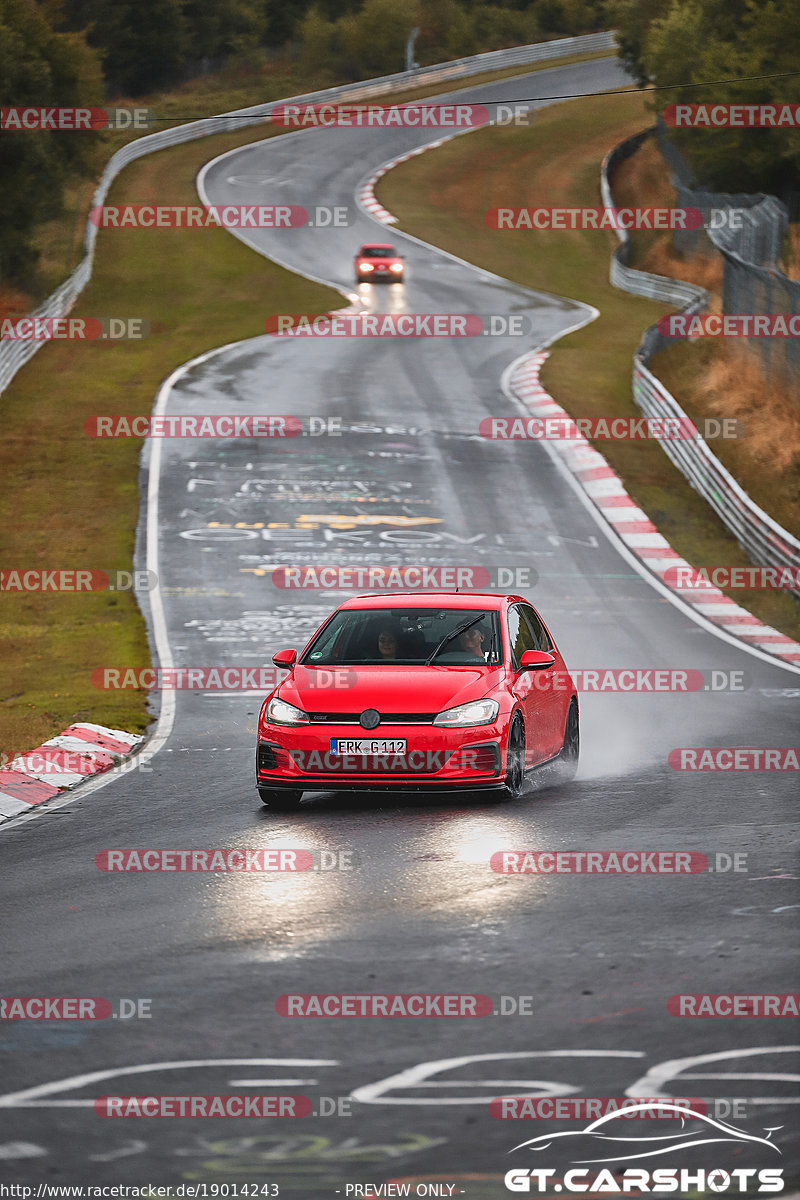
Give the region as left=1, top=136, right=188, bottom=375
left=425, top=613, right=486, bottom=665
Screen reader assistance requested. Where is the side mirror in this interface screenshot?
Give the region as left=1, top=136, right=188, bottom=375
left=272, top=648, right=297, bottom=668
left=519, top=650, right=555, bottom=671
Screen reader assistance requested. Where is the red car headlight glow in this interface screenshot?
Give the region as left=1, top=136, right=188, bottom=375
left=390, top=262, right=403, bottom=272
left=359, top=261, right=374, bottom=271
left=433, top=699, right=499, bottom=728
left=266, top=697, right=309, bottom=725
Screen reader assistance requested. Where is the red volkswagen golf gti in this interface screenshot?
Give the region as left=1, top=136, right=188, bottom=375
left=255, top=593, right=578, bottom=809
left=354, top=243, right=404, bottom=283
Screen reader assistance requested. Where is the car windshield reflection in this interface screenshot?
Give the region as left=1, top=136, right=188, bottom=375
left=301, top=607, right=503, bottom=666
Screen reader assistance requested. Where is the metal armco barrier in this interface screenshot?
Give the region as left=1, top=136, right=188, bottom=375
left=0, top=31, right=616, bottom=398
left=601, top=132, right=800, bottom=597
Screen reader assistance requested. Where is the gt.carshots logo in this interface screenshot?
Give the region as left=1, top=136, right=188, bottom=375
left=504, top=1168, right=784, bottom=1193
left=504, top=1104, right=784, bottom=1192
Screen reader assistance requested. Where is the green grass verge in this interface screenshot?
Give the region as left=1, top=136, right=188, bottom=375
left=0, top=125, right=344, bottom=763
left=376, top=88, right=800, bottom=644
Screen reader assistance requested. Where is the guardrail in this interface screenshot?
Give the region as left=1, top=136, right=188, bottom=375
left=0, top=30, right=616, bottom=399
left=601, top=131, right=800, bottom=596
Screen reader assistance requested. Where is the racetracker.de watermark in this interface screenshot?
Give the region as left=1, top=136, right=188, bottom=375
left=525, top=668, right=747, bottom=692
left=0, top=569, right=156, bottom=592
left=270, top=102, right=532, bottom=128
left=669, top=748, right=799, bottom=770
left=663, top=564, right=800, bottom=589
left=669, top=994, right=800, bottom=1016
left=84, top=415, right=302, bottom=438
left=92, top=667, right=284, bottom=690
left=1, top=106, right=154, bottom=130
left=491, top=1097, right=705, bottom=1119
left=1, top=317, right=148, bottom=340
left=276, top=994, right=533, bottom=1016
left=270, top=565, right=537, bottom=590
left=490, top=851, right=747, bottom=874
left=95, top=1095, right=309, bottom=1117
left=94, top=848, right=358, bottom=872
left=658, top=313, right=800, bottom=337
left=663, top=102, right=800, bottom=127
left=479, top=415, right=742, bottom=440
left=265, top=314, right=530, bottom=336
left=88, top=205, right=350, bottom=229
left=486, top=206, right=704, bottom=230
left=1, top=997, right=151, bottom=1019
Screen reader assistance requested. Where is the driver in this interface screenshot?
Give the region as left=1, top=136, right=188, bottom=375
left=377, top=627, right=400, bottom=659
left=458, top=625, right=488, bottom=660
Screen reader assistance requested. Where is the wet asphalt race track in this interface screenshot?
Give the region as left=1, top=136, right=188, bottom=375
left=1, top=55, right=798, bottom=1195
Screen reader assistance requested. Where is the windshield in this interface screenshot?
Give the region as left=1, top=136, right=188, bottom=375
left=359, top=246, right=397, bottom=258
left=301, top=607, right=503, bottom=666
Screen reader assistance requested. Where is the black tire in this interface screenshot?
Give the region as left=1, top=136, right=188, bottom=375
left=499, top=717, right=526, bottom=801
left=258, top=788, right=303, bottom=809
left=557, top=700, right=580, bottom=783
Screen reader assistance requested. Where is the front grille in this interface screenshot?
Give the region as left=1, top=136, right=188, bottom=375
left=308, top=712, right=435, bottom=724
left=304, top=756, right=438, bottom=775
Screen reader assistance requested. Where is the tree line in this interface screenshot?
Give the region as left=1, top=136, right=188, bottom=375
left=1, top=0, right=797, bottom=288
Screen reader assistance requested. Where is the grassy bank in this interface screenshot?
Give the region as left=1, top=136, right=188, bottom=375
left=376, top=88, right=800, bottom=641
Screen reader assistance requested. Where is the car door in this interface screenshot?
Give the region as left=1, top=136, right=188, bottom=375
left=506, top=604, right=550, bottom=766
left=520, top=603, right=564, bottom=758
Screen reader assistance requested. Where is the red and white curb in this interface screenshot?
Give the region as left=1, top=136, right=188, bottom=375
left=0, top=723, right=144, bottom=821
left=357, top=137, right=460, bottom=225
left=510, top=351, right=800, bottom=666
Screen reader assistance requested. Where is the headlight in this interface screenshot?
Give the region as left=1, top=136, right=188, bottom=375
left=359, top=262, right=374, bottom=271
left=433, top=699, right=499, bottom=728
left=390, top=262, right=403, bottom=272
left=266, top=697, right=309, bottom=725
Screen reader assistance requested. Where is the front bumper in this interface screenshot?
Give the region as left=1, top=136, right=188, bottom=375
left=256, top=724, right=504, bottom=792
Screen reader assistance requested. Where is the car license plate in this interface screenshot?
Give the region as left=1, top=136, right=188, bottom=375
left=330, top=738, right=407, bottom=755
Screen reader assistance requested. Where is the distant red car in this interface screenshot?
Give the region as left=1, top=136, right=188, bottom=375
left=354, top=242, right=404, bottom=283
left=255, top=592, right=578, bottom=809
